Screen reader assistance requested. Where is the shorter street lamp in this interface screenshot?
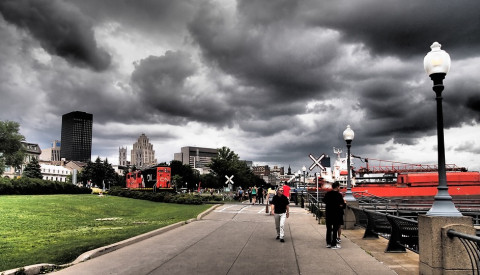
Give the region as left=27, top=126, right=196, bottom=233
left=297, top=170, right=301, bottom=189
left=302, top=166, right=307, bottom=189
left=301, top=166, right=306, bottom=208
left=343, top=125, right=356, bottom=202
left=423, top=42, right=461, bottom=217
left=295, top=170, right=300, bottom=205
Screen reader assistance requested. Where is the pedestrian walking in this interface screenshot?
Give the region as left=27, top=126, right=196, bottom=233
left=282, top=184, right=291, bottom=200
left=248, top=187, right=252, bottom=203
left=322, top=182, right=345, bottom=249
left=270, top=187, right=290, bottom=242
left=251, top=186, right=257, bottom=205
left=257, top=186, right=264, bottom=204
left=238, top=188, right=244, bottom=202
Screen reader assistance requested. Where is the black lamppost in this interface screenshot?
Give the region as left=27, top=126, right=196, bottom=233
left=302, top=165, right=307, bottom=188
left=301, top=166, right=306, bottom=208
left=295, top=171, right=300, bottom=205
left=423, top=42, right=461, bottom=217
left=343, top=125, right=356, bottom=201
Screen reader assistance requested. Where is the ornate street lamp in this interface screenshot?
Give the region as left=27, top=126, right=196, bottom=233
left=424, top=42, right=462, bottom=216
left=343, top=125, right=356, bottom=201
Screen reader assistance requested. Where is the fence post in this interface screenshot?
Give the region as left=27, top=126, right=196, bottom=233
left=418, top=215, right=473, bottom=274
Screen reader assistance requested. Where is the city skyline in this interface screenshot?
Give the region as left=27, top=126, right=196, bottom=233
left=1, top=1, right=480, bottom=172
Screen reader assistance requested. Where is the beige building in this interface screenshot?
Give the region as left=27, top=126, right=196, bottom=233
left=131, top=134, right=157, bottom=169
left=39, top=140, right=61, bottom=162
left=119, top=147, right=128, bottom=167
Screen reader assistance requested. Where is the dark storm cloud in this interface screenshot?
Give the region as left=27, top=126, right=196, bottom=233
left=188, top=1, right=339, bottom=104
left=131, top=51, right=234, bottom=125
left=69, top=0, right=198, bottom=40
left=466, top=97, right=480, bottom=113
left=305, top=0, right=480, bottom=59
left=355, top=77, right=437, bottom=139
left=2, top=0, right=480, bottom=169
left=0, top=0, right=111, bottom=71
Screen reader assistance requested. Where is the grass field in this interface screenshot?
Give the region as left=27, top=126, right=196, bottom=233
left=0, top=194, right=211, bottom=271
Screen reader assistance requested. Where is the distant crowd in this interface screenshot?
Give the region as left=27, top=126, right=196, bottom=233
left=235, top=184, right=291, bottom=205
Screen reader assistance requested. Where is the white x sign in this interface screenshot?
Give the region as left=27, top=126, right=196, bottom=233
left=225, top=175, right=234, bottom=185
left=309, top=154, right=325, bottom=171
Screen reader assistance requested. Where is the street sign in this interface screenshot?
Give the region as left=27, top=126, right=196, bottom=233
left=225, top=175, right=234, bottom=185
left=309, top=154, right=325, bottom=171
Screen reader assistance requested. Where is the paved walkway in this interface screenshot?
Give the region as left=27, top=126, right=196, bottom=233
left=49, top=203, right=418, bottom=275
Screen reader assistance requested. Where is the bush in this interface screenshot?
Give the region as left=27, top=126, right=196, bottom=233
left=107, top=188, right=210, bottom=205
left=0, top=177, right=91, bottom=195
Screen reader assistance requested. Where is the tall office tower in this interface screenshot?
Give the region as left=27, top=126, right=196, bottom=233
left=131, top=134, right=157, bottom=168
left=119, top=147, right=128, bottom=166
left=60, top=111, right=93, bottom=162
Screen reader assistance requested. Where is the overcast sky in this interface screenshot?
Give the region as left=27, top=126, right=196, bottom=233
left=1, top=0, right=480, bottom=173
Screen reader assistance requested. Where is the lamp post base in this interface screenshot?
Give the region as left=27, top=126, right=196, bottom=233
left=344, top=191, right=356, bottom=202
left=426, top=204, right=462, bottom=217
left=426, top=193, right=462, bottom=217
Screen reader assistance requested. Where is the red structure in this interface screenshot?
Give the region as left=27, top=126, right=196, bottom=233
left=126, top=166, right=172, bottom=190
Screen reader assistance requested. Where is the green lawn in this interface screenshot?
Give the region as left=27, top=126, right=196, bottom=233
left=0, top=194, right=211, bottom=271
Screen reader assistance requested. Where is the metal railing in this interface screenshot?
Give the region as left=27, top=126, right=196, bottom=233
left=307, top=193, right=324, bottom=224
left=306, top=191, right=480, bottom=254
left=349, top=206, right=419, bottom=253
left=447, top=229, right=480, bottom=275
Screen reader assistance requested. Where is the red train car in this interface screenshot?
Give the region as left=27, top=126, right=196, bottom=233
left=397, top=172, right=480, bottom=187
left=126, top=166, right=172, bottom=190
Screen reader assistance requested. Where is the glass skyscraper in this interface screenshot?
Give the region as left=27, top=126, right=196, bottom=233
left=60, top=111, right=93, bottom=162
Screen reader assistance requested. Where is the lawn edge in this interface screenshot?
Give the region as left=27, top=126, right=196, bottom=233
left=2, top=204, right=222, bottom=275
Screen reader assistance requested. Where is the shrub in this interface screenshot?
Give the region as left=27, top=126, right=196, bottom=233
left=107, top=189, right=210, bottom=205
left=0, top=177, right=91, bottom=195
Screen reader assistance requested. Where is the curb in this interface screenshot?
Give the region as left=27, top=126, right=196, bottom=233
left=2, top=204, right=221, bottom=275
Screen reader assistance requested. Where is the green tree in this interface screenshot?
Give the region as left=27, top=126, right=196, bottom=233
left=22, top=157, right=43, bottom=179
left=0, top=121, right=26, bottom=175
left=80, top=157, right=119, bottom=189
left=91, top=157, right=105, bottom=187
left=170, top=160, right=200, bottom=190
left=79, top=160, right=94, bottom=187
left=209, top=146, right=266, bottom=190
left=209, top=147, right=240, bottom=188
left=103, top=158, right=117, bottom=188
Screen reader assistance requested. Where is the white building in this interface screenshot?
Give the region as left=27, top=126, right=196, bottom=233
left=41, top=164, right=71, bottom=182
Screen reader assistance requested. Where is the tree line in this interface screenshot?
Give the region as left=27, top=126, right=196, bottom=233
left=1, top=120, right=267, bottom=190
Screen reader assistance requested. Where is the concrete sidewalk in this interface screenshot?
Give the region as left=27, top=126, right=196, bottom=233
left=48, top=203, right=414, bottom=275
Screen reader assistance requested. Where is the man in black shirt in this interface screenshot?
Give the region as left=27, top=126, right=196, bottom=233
left=322, top=182, right=345, bottom=249
left=270, top=187, right=290, bottom=242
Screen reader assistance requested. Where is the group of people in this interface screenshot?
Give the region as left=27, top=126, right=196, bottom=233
left=268, top=182, right=346, bottom=249
left=237, top=186, right=268, bottom=204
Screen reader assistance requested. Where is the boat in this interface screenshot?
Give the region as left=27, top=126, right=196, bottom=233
left=306, top=148, right=480, bottom=198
